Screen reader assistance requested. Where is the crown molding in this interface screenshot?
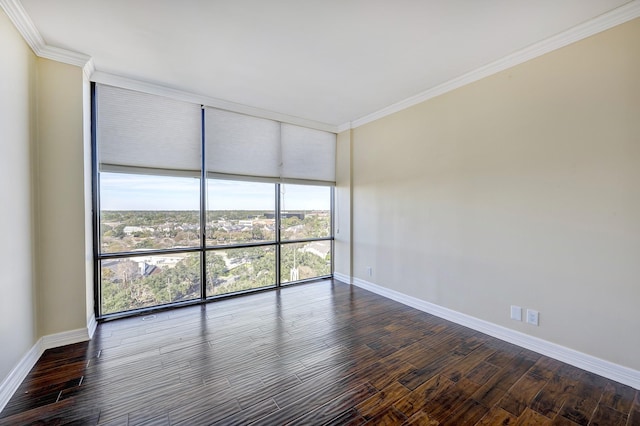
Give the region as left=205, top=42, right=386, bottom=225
left=5, top=0, right=638, bottom=133
left=91, top=71, right=340, bottom=133
left=0, top=0, right=91, bottom=67
left=345, top=0, right=640, bottom=130
left=82, top=58, right=95, bottom=80
left=335, top=123, right=352, bottom=134
left=0, top=0, right=336, bottom=132
left=38, top=44, right=91, bottom=68
left=0, top=0, right=41, bottom=52
left=1, top=0, right=337, bottom=133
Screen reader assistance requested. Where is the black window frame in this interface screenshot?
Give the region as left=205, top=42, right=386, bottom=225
left=91, top=83, right=334, bottom=320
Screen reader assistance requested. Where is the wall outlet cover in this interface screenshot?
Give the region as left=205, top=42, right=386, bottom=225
left=510, top=305, right=522, bottom=321
left=526, top=309, right=539, bottom=326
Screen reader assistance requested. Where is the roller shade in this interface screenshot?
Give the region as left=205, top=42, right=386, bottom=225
left=281, top=123, right=336, bottom=183
left=96, top=85, right=336, bottom=184
left=96, top=84, right=202, bottom=173
left=205, top=108, right=336, bottom=184
left=205, top=108, right=281, bottom=179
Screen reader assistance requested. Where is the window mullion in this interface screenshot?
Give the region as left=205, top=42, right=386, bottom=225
left=200, top=106, right=207, bottom=300
left=275, top=183, right=281, bottom=287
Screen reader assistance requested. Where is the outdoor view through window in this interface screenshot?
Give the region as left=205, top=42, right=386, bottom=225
left=99, top=173, right=332, bottom=315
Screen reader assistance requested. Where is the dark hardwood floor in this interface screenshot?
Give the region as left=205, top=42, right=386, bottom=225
left=1, top=280, right=638, bottom=425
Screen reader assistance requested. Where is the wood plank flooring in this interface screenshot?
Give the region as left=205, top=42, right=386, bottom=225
left=1, top=280, right=638, bottom=425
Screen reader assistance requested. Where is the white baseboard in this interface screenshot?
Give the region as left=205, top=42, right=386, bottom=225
left=352, top=277, right=640, bottom=390
left=333, top=272, right=351, bottom=284
left=40, top=326, right=92, bottom=350
left=0, top=323, right=94, bottom=413
left=0, top=340, right=42, bottom=414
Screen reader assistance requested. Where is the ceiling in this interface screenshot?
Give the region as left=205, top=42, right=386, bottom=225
left=11, top=0, right=637, bottom=129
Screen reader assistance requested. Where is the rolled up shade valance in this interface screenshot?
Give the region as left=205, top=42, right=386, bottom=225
left=96, top=85, right=336, bottom=184
left=280, top=123, right=336, bottom=183
left=205, top=108, right=336, bottom=184
left=205, top=108, right=281, bottom=180
left=96, top=84, right=202, bottom=173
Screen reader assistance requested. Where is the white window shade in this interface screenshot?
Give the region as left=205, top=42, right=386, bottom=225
left=96, top=84, right=202, bottom=173
left=205, top=108, right=281, bottom=179
left=280, top=123, right=336, bottom=184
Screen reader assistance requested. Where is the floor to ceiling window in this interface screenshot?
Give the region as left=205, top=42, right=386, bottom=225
left=94, top=84, right=335, bottom=317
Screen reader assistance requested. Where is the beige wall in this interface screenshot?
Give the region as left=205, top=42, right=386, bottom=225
left=334, top=130, right=352, bottom=280
left=0, top=9, right=38, bottom=383
left=35, top=59, right=89, bottom=336
left=350, top=18, right=640, bottom=370
left=1, top=9, right=91, bottom=386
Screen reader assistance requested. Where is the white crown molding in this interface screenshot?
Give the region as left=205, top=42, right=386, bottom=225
left=0, top=0, right=91, bottom=67
left=0, top=0, right=42, bottom=54
left=1, top=0, right=334, bottom=132
left=352, top=277, right=640, bottom=390
left=9, top=0, right=637, bottom=133
left=345, top=0, right=640, bottom=130
left=83, top=58, right=96, bottom=80
left=335, top=123, right=352, bottom=134
left=37, top=44, right=91, bottom=68
left=91, top=71, right=340, bottom=134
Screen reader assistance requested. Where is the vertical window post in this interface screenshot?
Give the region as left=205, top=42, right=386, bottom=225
left=200, top=106, right=207, bottom=300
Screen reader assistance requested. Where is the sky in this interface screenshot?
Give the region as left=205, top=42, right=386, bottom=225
left=99, top=173, right=330, bottom=211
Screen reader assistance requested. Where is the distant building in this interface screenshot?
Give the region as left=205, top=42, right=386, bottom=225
left=302, top=241, right=331, bottom=258
left=123, top=226, right=154, bottom=235
left=264, top=212, right=305, bottom=220
left=138, top=262, right=159, bottom=277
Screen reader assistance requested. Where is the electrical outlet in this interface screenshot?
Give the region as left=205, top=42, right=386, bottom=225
left=366, top=267, right=373, bottom=277
left=526, top=309, right=539, bottom=326
left=510, top=305, right=522, bottom=321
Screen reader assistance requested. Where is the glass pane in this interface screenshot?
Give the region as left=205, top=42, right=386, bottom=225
left=280, top=184, right=331, bottom=240
left=206, top=180, right=275, bottom=246
left=100, top=172, right=200, bottom=253
left=101, top=253, right=200, bottom=315
left=206, top=246, right=275, bottom=296
left=281, top=241, right=331, bottom=284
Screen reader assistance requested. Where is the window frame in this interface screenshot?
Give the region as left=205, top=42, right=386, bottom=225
left=92, top=83, right=334, bottom=319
